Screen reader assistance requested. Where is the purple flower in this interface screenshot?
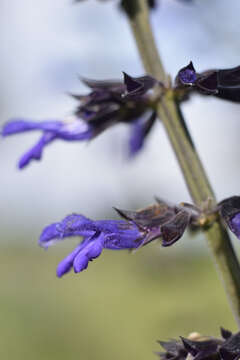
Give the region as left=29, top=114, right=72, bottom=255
left=230, top=213, right=240, bottom=238
left=2, top=117, right=93, bottom=169
left=128, top=112, right=156, bottom=156
left=40, top=214, right=146, bottom=277
left=218, top=196, right=240, bottom=239
left=39, top=200, right=192, bottom=277
left=2, top=73, right=158, bottom=169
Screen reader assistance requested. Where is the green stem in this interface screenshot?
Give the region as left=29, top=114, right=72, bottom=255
left=124, top=0, right=240, bottom=327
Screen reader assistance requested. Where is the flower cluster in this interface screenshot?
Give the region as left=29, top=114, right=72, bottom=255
left=176, top=61, right=240, bottom=102
left=157, top=328, right=240, bottom=360
left=2, top=73, right=158, bottom=169
left=6, top=61, right=240, bottom=171
left=38, top=194, right=240, bottom=277
left=39, top=199, right=194, bottom=277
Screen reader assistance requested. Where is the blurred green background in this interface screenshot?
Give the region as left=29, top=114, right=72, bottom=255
left=0, top=242, right=237, bottom=360
left=1, top=0, right=240, bottom=359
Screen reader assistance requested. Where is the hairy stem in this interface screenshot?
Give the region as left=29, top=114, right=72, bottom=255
left=124, top=0, right=240, bottom=327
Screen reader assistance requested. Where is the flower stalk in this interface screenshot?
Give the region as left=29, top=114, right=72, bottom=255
left=124, top=0, right=240, bottom=327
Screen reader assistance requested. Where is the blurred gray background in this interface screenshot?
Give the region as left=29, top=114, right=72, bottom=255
left=1, top=0, right=240, bottom=359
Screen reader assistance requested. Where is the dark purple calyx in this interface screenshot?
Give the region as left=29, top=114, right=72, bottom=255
left=215, top=65, right=240, bottom=102
left=158, top=328, right=240, bottom=360
left=161, top=209, right=191, bottom=247
left=219, top=331, right=240, bottom=360
left=123, top=72, right=157, bottom=98
left=115, top=199, right=192, bottom=247
left=114, top=201, right=175, bottom=230
left=196, top=64, right=240, bottom=101
left=221, top=328, right=233, bottom=340
left=196, top=71, right=218, bottom=94
left=157, top=339, right=188, bottom=360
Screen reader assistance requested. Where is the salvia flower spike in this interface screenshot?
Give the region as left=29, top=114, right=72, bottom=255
left=2, top=73, right=158, bottom=169
left=39, top=199, right=194, bottom=277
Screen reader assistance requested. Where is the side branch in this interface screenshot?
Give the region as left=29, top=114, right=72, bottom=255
left=124, top=0, right=240, bottom=327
